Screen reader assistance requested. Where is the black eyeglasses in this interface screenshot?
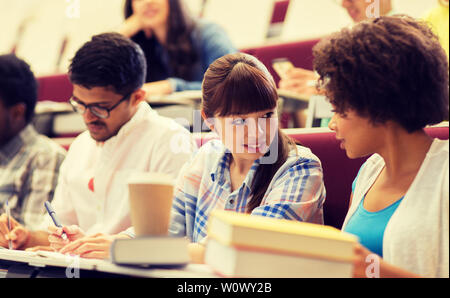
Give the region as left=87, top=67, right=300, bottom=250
left=69, top=93, right=132, bottom=119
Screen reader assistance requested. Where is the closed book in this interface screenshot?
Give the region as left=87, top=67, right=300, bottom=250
left=205, top=238, right=353, bottom=278
left=207, top=210, right=358, bottom=262
left=110, top=236, right=190, bottom=267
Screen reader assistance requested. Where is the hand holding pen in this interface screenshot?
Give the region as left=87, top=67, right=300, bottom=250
left=44, top=201, right=68, bottom=241
left=0, top=206, right=30, bottom=250
left=44, top=201, right=86, bottom=251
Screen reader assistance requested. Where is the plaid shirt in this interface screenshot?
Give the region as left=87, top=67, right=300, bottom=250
left=0, top=125, right=66, bottom=230
left=169, top=139, right=326, bottom=243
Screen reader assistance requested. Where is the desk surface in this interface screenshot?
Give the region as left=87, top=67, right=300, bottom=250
left=0, top=249, right=218, bottom=278
left=0, top=259, right=218, bottom=278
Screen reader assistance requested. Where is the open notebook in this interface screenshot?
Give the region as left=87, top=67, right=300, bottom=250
left=0, top=248, right=103, bottom=271
left=0, top=248, right=217, bottom=278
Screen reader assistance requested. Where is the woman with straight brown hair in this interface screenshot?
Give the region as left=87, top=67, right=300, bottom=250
left=168, top=53, right=326, bottom=261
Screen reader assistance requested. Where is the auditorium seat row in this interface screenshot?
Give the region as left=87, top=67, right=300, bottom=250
left=36, top=37, right=319, bottom=102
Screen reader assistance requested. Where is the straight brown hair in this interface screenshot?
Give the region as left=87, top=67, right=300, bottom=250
left=202, top=53, right=296, bottom=212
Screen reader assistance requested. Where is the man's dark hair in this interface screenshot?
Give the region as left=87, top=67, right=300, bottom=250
left=69, top=32, right=147, bottom=95
left=0, top=54, right=37, bottom=123
left=313, top=15, right=449, bottom=132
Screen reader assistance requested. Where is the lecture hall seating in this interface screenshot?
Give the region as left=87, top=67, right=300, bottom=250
left=271, top=0, right=290, bottom=24
left=241, top=38, right=320, bottom=86
left=36, top=37, right=321, bottom=102
left=37, top=73, right=73, bottom=102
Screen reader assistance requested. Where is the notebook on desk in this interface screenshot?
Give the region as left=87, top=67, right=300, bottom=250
left=0, top=248, right=100, bottom=271
left=0, top=248, right=217, bottom=278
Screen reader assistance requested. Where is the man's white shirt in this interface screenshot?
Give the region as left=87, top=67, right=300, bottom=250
left=40, top=102, right=196, bottom=235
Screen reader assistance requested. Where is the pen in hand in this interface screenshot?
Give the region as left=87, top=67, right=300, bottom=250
left=44, top=201, right=68, bottom=241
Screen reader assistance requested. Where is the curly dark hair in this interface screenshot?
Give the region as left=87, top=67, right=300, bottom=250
left=0, top=54, right=37, bottom=123
left=69, top=32, right=147, bottom=96
left=313, top=15, right=449, bottom=132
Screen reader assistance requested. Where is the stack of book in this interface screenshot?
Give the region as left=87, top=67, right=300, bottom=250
left=204, top=210, right=358, bottom=278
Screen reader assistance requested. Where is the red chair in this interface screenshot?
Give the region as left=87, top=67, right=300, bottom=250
left=271, top=0, right=290, bottom=24
left=37, top=74, right=73, bottom=102
left=289, top=131, right=367, bottom=229
left=241, top=38, right=320, bottom=85
left=425, top=125, right=450, bottom=140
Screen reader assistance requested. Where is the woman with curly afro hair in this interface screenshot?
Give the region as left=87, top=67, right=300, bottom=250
left=313, top=15, right=448, bottom=277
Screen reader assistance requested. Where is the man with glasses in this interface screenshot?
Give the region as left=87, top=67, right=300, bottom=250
left=68, top=91, right=135, bottom=143
left=0, top=33, right=196, bottom=254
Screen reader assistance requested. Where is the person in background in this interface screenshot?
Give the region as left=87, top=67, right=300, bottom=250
left=279, top=0, right=393, bottom=127
left=339, top=0, right=393, bottom=23
left=313, top=16, right=448, bottom=277
left=0, top=33, right=196, bottom=257
left=118, top=0, right=237, bottom=96
left=0, top=54, right=66, bottom=244
left=423, top=0, right=449, bottom=59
